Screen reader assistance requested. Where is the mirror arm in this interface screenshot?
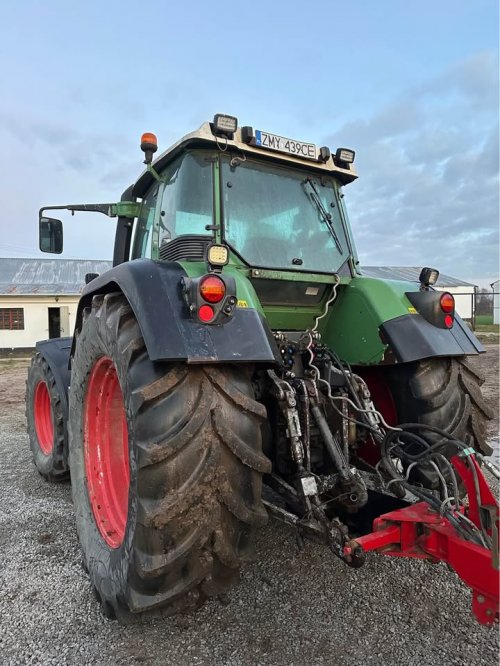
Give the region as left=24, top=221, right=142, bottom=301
left=39, top=201, right=140, bottom=221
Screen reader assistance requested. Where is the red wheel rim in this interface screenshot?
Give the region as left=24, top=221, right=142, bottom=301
left=357, top=367, right=398, bottom=426
left=355, top=367, right=398, bottom=466
left=84, top=357, right=130, bottom=549
left=34, top=381, right=54, bottom=455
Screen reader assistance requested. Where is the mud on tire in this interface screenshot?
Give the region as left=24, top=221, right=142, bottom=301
left=26, top=352, right=68, bottom=481
left=69, top=292, right=270, bottom=621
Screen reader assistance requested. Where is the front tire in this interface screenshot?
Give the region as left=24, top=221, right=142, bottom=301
left=26, top=352, right=68, bottom=481
left=69, top=292, right=269, bottom=621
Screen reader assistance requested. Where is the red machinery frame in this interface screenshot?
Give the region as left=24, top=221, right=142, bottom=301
left=345, top=454, right=499, bottom=625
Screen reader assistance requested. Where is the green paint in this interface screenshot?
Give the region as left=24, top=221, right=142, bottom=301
left=111, top=201, right=141, bottom=218
left=246, top=268, right=345, bottom=284
left=322, top=277, right=419, bottom=364
left=176, top=260, right=206, bottom=278
left=213, top=159, right=222, bottom=244
left=146, top=163, right=165, bottom=184
left=261, top=305, right=326, bottom=330
left=221, top=265, right=264, bottom=314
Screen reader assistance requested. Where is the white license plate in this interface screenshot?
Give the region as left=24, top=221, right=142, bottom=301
left=254, top=130, right=317, bottom=160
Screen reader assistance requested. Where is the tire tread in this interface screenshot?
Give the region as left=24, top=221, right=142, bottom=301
left=70, top=292, right=268, bottom=620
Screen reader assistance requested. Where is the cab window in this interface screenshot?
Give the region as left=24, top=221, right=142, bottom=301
left=131, top=185, right=158, bottom=259
left=159, top=151, right=213, bottom=248
left=221, top=157, right=349, bottom=273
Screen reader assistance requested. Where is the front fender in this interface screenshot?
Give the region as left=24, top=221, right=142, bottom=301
left=74, top=259, right=280, bottom=365
left=35, top=337, right=72, bottom=421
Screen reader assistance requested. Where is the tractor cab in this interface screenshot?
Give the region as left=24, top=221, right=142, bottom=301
left=131, top=116, right=358, bottom=274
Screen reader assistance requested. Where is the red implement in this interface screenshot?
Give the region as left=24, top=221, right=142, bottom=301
left=345, top=454, right=499, bottom=625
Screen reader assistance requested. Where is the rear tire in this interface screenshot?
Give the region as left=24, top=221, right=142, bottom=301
left=26, top=352, right=68, bottom=481
left=69, top=292, right=270, bottom=621
left=384, top=357, right=493, bottom=457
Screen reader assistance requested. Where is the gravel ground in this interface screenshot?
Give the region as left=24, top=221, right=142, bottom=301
left=0, top=349, right=498, bottom=666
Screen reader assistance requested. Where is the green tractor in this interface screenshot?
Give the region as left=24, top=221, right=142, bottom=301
left=27, top=114, right=498, bottom=623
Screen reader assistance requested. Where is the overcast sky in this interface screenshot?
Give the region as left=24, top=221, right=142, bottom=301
left=0, top=1, right=498, bottom=286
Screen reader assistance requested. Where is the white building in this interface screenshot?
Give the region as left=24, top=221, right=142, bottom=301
left=363, top=266, right=476, bottom=321
left=0, top=258, right=111, bottom=351
left=493, top=280, right=500, bottom=325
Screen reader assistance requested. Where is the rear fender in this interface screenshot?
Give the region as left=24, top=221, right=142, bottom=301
left=380, top=311, right=484, bottom=363
left=73, top=259, right=280, bottom=365
left=323, top=277, right=483, bottom=365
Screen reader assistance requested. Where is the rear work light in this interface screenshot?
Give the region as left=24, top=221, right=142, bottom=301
left=440, top=293, right=455, bottom=314
left=419, top=267, right=439, bottom=287
left=199, top=275, right=226, bottom=303
left=213, top=114, right=238, bottom=138
left=207, top=244, right=229, bottom=266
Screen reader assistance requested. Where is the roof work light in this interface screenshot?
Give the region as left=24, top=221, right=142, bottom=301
left=334, top=148, right=355, bottom=168
left=212, top=114, right=238, bottom=138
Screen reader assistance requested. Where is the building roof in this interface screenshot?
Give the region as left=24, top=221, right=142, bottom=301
left=0, top=258, right=112, bottom=295
left=361, top=266, right=476, bottom=288
left=0, top=258, right=476, bottom=295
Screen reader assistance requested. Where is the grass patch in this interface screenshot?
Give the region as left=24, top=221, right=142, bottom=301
left=0, top=359, right=30, bottom=372
left=0, top=349, right=34, bottom=359
left=475, top=323, right=500, bottom=333
left=476, top=314, right=494, bottom=326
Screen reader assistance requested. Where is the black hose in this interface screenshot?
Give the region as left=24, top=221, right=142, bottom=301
left=379, top=424, right=486, bottom=544
left=319, top=353, right=482, bottom=543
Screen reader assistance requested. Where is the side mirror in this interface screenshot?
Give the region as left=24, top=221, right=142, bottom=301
left=39, top=217, right=63, bottom=254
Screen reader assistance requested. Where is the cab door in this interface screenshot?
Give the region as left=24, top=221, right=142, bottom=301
left=130, top=182, right=162, bottom=260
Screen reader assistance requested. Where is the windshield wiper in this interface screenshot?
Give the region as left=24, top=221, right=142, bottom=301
left=302, top=178, right=343, bottom=254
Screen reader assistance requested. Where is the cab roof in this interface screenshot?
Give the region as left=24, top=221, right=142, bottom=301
left=132, top=120, right=357, bottom=198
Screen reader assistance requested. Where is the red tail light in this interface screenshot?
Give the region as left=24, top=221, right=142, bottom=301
left=198, top=304, right=215, bottom=322
left=444, top=314, right=454, bottom=329
left=440, top=293, right=455, bottom=314
left=200, top=275, right=225, bottom=303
